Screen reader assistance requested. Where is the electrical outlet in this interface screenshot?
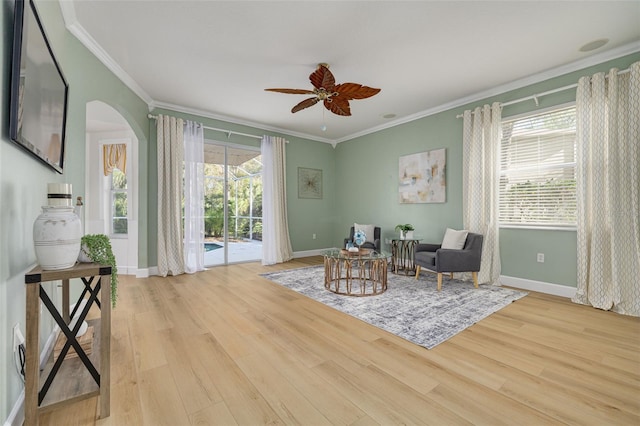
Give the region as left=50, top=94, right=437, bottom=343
left=537, top=253, right=545, bottom=263
left=13, top=324, right=24, bottom=352
left=312, top=233, right=316, bottom=240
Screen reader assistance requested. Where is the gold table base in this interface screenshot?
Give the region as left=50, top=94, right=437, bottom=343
left=324, top=253, right=388, bottom=296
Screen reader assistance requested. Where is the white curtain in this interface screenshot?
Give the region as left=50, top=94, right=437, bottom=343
left=157, top=114, right=185, bottom=276
left=183, top=120, right=205, bottom=274
left=261, top=135, right=293, bottom=265
left=462, top=102, right=502, bottom=284
left=573, top=61, right=640, bottom=316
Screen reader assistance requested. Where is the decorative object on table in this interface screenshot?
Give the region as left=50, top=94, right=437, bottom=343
left=74, top=196, right=84, bottom=227
left=398, top=148, right=446, bottom=203
left=78, top=234, right=118, bottom=307
left=344, top=225, right=381, bottom=252
left=298, top=167, right=322, bottom=199
left=265, top=63, right=381, bottom=116
left=394, top=223, right=415, bottom=240
left=68, top=300, right=89, bottom=337
left=47, top=182, right=73, bottom=206
left=414, top=230, right=483, bottom=291
left=54, top=326, right=94, bottom=361
left=33, top=205, right=82, bottom=270
left=262, top=265, right=526, bottom=349
left=353, top=229, right=367, bottom=246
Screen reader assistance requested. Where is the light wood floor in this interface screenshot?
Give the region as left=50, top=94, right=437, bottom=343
left=40, top=257, right=640, bottom=425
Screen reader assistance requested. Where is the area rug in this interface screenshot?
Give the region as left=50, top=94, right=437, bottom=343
left=261, top=266, right=527, bottom=349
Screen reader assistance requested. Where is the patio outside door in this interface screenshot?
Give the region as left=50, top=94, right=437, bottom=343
left=203, top=142, right=262, bottom=266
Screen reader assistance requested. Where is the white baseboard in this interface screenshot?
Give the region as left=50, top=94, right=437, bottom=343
left=4, top=391, right=24, bottom=426
left=4, top=325, right=58, bottom=426
left=293, top=248, right=327, bottom=258
left=135, top=267, right=152, bottom=278
left=500, top=275, right=576, bottom=298
left=141, top=250, right=326, bottom=277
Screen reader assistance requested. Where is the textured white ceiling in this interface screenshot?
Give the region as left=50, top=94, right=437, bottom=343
left=69, top=0, right=640, bottom=143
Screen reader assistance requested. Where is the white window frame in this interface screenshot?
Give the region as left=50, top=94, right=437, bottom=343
left=110, top=168, right=128, bottom=236
left=99, top=138, right=131, bottom=238
left=499, top=103, right=577, bottom=231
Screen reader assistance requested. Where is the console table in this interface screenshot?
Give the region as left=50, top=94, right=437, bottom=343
left=24, top=262, right=111, bottom=425
left=391, top=239, right=421, bottom=275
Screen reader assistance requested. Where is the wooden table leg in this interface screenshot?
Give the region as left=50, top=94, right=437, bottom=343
left=25, top=282, right=40, bottom=426
left=99, top=274, right=111, bottom=418
left=62, top=279, right=70, bottom=324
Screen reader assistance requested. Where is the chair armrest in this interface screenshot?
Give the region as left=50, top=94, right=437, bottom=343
left=415, top=243, right=441, bottom=253
left=436, top=248, right=481, bottom=273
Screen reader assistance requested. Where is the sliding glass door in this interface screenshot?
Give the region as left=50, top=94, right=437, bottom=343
left=204, top=143, right=262, bottom=266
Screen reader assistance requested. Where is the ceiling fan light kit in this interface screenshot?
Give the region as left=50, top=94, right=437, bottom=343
left=265, top=63, right=381, bottom=117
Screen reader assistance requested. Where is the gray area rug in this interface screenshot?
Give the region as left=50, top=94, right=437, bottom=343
left=261, top=266, right=527, bottom=349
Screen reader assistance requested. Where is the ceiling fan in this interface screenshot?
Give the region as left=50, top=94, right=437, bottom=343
left=265, top=63, right=381, bottom=116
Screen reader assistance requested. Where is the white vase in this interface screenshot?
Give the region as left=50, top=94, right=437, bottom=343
left=405, top=230, right=414, bottom=239
left=33, top=206, right=82, bottom=270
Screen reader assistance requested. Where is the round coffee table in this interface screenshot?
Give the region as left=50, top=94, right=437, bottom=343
left=322, top=248, right=389, bottom=296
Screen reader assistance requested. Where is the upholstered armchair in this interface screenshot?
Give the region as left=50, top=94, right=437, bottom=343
left=414, top=231, right=483, bottom=291
left=344, top=225, right=381, bottom=252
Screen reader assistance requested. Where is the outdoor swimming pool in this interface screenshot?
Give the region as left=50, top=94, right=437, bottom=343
left=204, top=242, right=223, bottom=252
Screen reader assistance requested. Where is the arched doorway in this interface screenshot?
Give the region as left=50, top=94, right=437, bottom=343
left=85, top=101, right=139, bottom=274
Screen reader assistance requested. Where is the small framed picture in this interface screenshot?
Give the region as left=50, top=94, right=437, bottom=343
left=298, top=167, right=322, bottom=199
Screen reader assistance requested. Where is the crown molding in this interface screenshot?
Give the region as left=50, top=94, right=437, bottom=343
left=59, top=1, right=153, bottom=105
left=59, top=0, right=639, bottom=146
left=336, top=40, right=640, bottom=143
left=151, top=101, right=335, bottom=144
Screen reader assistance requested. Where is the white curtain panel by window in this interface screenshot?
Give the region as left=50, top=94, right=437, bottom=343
left=462, top=102, right=502, bottom=285
left=157, top=114, right=185, bottom=276
left=261, top=136, right=293, bottom=265
left=183, top=120, right=205, bottom=274
left=573, top=61, right=640, bottom=317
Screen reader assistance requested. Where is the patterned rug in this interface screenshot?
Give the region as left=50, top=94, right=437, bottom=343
left=261, top=266, right=527, bottom=349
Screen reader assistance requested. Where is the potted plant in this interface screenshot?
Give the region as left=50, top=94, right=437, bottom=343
left=394, top=224, right=415, bottom=240
left=79, top=234, right=118, bottom=308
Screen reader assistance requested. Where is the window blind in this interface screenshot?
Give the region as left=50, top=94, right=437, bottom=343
left=499, top=106, right=576, bottom=227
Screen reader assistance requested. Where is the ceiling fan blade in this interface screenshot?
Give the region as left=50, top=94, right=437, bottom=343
left=265, top=88, right=315, bottom=95
left=292, top=97, right=321, bottom=113
left=324, top=97, right=351, bottom=116
left=309, top=64, right=336, bottom=91
left=334, top=83, right=381, bottom=100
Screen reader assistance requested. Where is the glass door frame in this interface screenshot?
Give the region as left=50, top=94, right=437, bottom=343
left=204, top=139, right=262, bottom=266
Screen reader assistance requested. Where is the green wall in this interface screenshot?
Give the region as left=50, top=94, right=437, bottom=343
left=335, top=52, right=640, bottom=288
left=0, top=1, right=149, bottom=421
left=0, top=0, right=637, bottom=420
left=147, top=108, right=336, bottom=266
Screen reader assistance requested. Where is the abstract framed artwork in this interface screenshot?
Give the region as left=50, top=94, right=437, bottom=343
left=398, top=148, right=446, bottom=203
left=298, top=167, right=323, bottom=199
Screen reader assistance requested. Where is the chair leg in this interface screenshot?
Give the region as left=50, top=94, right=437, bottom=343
left=437, top=273, right=442, bottom=291
left=472, top=271, right=478, bottom=288
left=415, top=265, right=421, bottom=279
left=450, top=272, right=454, bottom=279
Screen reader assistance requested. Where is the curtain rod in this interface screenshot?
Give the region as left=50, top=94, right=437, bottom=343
left=456, top=67, right=631, bottom=118
left=148, top=114, right=263, bottom=140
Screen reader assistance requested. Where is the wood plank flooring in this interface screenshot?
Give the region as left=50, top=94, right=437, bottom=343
left=39, top=257, right=640, bottom=425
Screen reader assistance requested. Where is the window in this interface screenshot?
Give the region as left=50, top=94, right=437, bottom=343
left=110, top=168, right=128, bottom=235
left=499, top=106, right=576, bottom=227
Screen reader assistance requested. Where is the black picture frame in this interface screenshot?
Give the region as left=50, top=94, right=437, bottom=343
left=9, top=0, right=69, bottom=174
